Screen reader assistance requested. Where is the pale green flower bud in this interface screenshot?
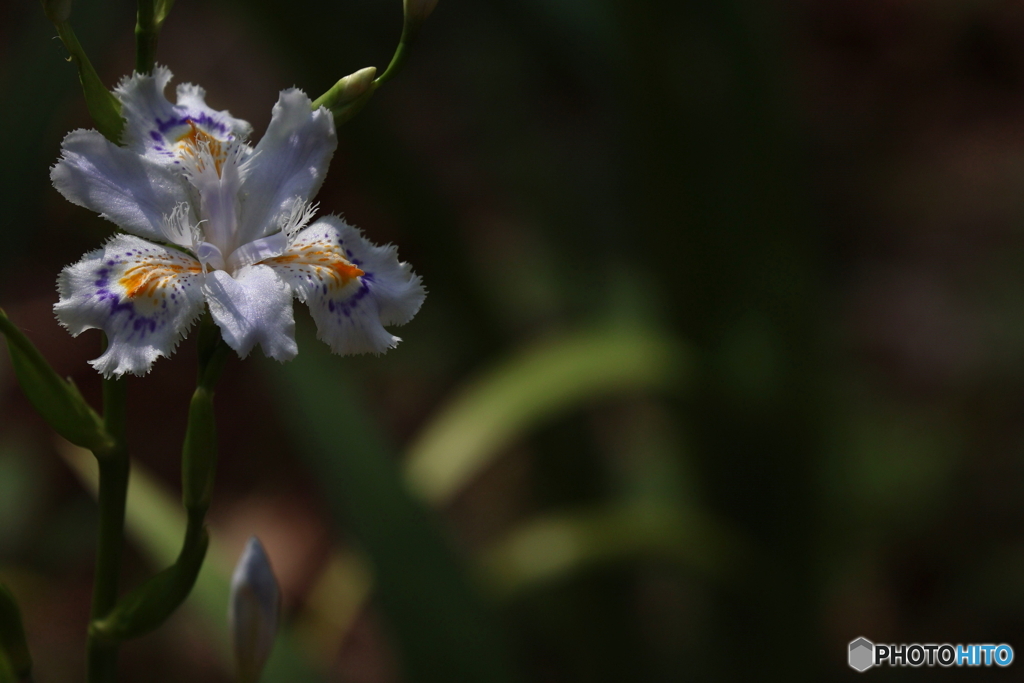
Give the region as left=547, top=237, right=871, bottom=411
left=311, top=67, right=377, bottom=115
left=229, top=537, right=281, bottom=683
left=182, top=386, right=218, bottom=513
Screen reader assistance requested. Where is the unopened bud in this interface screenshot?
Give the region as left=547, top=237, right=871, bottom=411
left=229, top=537, right=280, bottom=683
left=310, top=67, right=377, bottom=114
left=403, top=0, right=439, bottom=25
left=40, top=0, right=72, bottom=23
left=181, top=386, right=218, bottom=512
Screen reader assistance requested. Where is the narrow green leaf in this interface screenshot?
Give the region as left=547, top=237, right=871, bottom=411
left=0, top=309, right=109, bottom=452
left=404, top=327, right=688, bottom=503
left=0, top=583, right=31, bottom=681
left=51, top=21, right=124, bottom=142
left=268, top=337, right=521, bottom=683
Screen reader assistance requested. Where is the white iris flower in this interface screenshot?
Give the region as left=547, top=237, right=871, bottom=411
left=51, top=67, right=425, bottom=377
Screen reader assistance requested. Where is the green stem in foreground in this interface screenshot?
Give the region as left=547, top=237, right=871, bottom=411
left=373, top=25, right=412, bottom=88
left=134, top=0, right=158, bottom=75
left=89, top=319, right=227, bottom=646
left=86, top=374, right=129, bottom=683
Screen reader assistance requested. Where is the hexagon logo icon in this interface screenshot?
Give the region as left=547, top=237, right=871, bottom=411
left=849, top=637, right=874, bottom=672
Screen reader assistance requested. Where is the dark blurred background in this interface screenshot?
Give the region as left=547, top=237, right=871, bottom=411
left=3, top=0, right=1024, bottom=680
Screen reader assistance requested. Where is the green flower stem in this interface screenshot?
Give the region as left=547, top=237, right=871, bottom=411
left=315, top=14, right=426, bottom=126
left=373, top=22, right=415, bottom=87
left=136, top=0, right=176, bottom=75
left=187, top=318, right=229, bottom=518
left=89, top=320, right=227, bottom=647
left=135, top=0, right=158, bottom=75
left=90, top=508, right=209, bottom=642
left=51, top=21, right=124, bottom=143
left=196, top=316, right=230, bottom=393
left=86, top=374, right=129, bottom=683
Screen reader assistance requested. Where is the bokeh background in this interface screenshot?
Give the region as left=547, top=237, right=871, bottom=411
left=3, top=0, right=1024, bottom=680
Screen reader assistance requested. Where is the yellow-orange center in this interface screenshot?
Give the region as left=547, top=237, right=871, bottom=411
left=120, top=262, right=202, bottom=299
left=265, top=249, right=365, bottom=288
left=176, top=121, right=226, bottom=176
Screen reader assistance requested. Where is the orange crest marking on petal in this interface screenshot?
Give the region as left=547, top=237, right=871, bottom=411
left=265, top=242, right=365, bottom=290
left=332, top=260, right=365, bottom=282
left=120, top=261, right=203, bottom=299
left=175, top=120, right=227, bottom=176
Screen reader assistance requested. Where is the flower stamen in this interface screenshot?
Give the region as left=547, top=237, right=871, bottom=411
left=175, top=120, right=227, bottom=176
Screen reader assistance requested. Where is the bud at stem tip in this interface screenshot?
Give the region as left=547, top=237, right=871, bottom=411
left=229, top=537, right=280, bottom=683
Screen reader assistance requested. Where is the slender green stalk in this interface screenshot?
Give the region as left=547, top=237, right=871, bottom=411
left=86, top=375, right=129, bottom=683
left=373, top=24, right=413, bottom=87
left=89, top=319, right=227, bottom=645
left=135, top=0, right=158, bottom=75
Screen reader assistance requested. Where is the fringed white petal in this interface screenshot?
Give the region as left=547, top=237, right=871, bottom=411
left=51, top=129, right=191, bottom=242
left=115, top=66, right=252, bottom=164
left=175, top=82, right=252, bottom=140
left=203, top=265, right=297, bottom=361
left=236, top=90, right=336, bottom=246
left=114, top=66, right=176, bottom=153
left=54, top=234, right=206, bottom=377
left=262, top=216, right=425, bottom=355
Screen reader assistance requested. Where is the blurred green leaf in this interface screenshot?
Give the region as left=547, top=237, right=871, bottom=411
left=291, top=549, right=373, bottom=664
left=404, top=326, right=689, bottom=503
left=57, top=443, right=323, bottom=682
left=479, top=503, right=736, bottom=601
left=0, top=309, right=109, bottom=452
left=268, top=338, right=521, bottom=683
left=0, top=442, right=44, bottom=550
